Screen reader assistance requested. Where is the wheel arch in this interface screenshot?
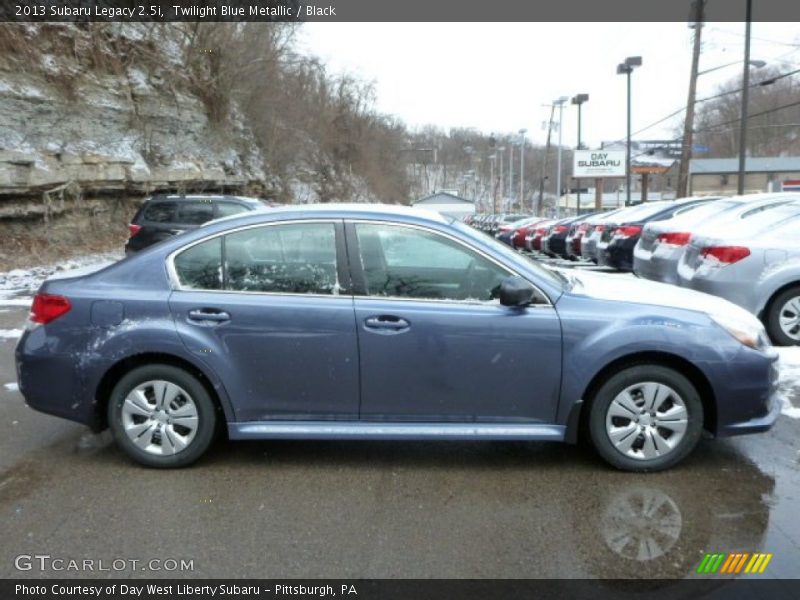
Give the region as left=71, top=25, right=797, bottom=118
left=93, top=352, right=231, bottom=432
left=568, top=351, right=717, bottom=443
left=758, top=280, right=800, bottom=320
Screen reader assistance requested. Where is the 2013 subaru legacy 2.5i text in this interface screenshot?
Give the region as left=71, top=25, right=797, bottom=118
left=15, top=204, right=781, bottom=470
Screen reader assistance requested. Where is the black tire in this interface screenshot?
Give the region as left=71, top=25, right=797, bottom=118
left=108, top=365, right=217, bottom=468
left=588, top=365, right=704, bottom=472
left=765, top=285, right=800, bottom=346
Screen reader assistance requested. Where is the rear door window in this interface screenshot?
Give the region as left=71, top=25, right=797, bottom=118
left=225, top=223, right=338, bottom=294
left=142, top=202, right=177, bottom=223
left=173, top=223, right=340, bottom=295
left=177, top=201, right=215, bottom=225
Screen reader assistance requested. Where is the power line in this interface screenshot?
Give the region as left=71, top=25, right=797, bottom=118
left=605, top=66, right=800, bottom=147
left=626, top=98, right=800, bottom=162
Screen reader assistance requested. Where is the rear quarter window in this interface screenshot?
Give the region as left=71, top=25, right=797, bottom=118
left=216, top=202, right=250, bottom=218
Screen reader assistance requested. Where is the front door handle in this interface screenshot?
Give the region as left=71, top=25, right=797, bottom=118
left=364, top=315, right=410, bottom=331
left=188, top=309, right=230, bottom=323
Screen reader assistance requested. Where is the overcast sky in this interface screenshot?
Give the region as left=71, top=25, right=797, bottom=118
left=299, top=22, right=800, bottom=149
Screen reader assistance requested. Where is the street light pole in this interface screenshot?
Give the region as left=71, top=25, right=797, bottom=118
left=519, top=135, right=525, bottom=212
left=554, top=98, right=568, bottom=218
left=617, top=56, right=642, bottom=206
left=738, top=0, right=753, bottom=195
left=497, top=146, right=505, bottom=204
left=570, top=94, right=588, bottom=216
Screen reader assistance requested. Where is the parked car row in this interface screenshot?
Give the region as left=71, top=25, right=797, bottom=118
left=633, top=192, right=800, bottom=346
left=465, top=213, right=531, bottom=237
left=468, top=193, right=800, bottom=346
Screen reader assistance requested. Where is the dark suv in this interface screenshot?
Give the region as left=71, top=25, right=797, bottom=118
left=125, top=195, right=265, bottom=255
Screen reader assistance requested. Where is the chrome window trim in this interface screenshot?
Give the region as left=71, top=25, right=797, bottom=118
left=165, top=216, right=553, bottom=307
left=167, top=219, right=341, bottom=296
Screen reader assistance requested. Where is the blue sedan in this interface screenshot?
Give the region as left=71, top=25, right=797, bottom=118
left=15, top=204, right=780, bottom=470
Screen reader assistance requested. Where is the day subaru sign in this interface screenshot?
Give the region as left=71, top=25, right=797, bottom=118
left=573, top=150, right=626, bottom=178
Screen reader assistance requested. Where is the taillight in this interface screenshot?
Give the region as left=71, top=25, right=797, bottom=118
left=657, top=232, right=691, bottom=246
left=595, top=225, right=605, bottom=233
left=578, top=223, right=590, bottom=232
left=536, top=228, right=547, bottom=235
left=30, top=293, right=71, bottom=324
left=553, top=225, right=568, bottom=234
left=614, top=225, right=642, bottom=239
left=128, top=224, right=142, bottom=238
left=700, top=246, right=751, bottom=265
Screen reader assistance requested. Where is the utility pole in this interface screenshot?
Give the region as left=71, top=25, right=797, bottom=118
left=508, top=144, right=514, bottom=212
left=677, top=0, right=706, bottom=199
left=538, top=103, right=556, bottom=217
left=737, top=0, right=753, bottom=195
left=519, top=129, right=527, bottom=213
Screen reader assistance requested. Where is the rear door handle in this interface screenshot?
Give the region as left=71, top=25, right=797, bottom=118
left=188, top=309, right=230, bottom=323
left=364, top=315, right=410, bottom=331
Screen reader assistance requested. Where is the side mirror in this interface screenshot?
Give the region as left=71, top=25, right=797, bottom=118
left=499, top=276, right=536, bottom=307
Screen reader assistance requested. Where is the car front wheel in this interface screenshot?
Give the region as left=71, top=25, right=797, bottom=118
left=108, top=365, right=217, bottom=468
left=588, top=365, right=703, bottom=472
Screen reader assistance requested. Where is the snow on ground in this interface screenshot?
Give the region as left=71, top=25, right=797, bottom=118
left=0, top=252, right=122, bottom=306
left=0, top=329, right=22, bottom=339
left=3, top=382, right=18, bottom=392
left=776, top=347, right=800, bottom=419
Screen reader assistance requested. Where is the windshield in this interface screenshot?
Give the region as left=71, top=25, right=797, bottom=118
left=451, top=220, right=566, bottom=290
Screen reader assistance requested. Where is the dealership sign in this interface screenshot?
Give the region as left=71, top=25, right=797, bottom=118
left=573, top=150, right=626, bottom=178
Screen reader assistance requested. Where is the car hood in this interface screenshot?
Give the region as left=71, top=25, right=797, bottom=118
left=563, top=269, right=760, bottom=324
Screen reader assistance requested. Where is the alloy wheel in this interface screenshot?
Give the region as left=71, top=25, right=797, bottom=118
left=120, top=380, right=199, bottom=456
left=778, top=295, right=800, bottom=341
left=605, top=382, right=688, bottom=461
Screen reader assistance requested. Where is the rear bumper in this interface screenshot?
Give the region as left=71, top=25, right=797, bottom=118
left=15, top=328, right=104, bottom=430
left=605, top=239, right=636, bottom=271
left=633, top=245, right=683, bottom=284
left=677, top=267, right=758, bottom=314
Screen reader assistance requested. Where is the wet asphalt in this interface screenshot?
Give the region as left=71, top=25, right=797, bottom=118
left=0, top=303, right=798, bottom=581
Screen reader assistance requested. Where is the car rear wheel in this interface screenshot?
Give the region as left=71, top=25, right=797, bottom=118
left=108, top=365, right=216, bottom=468
left=766, top=286, right=800, bottom=346
left=588, top=365, right=703, bottom=472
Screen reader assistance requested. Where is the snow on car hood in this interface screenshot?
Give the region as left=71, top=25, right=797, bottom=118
left=563, top=269, right=761, bottom=325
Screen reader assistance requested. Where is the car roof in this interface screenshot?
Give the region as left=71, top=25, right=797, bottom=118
left=200, top=202, right=452, bottom=229
left=147, top=194, right=263, bottom=205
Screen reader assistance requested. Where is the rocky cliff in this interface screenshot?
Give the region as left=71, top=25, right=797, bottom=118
left=0, top=24, right=267, bottom=219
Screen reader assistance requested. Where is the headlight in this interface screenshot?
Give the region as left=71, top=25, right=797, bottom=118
left=709, top=312, right=768, bottom=349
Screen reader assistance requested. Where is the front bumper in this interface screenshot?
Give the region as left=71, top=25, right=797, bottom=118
left=717, top=389, right=782, bottom=437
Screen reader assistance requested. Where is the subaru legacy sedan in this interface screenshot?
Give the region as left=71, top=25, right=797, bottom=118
left=16, top=205, right=779, bottom=470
